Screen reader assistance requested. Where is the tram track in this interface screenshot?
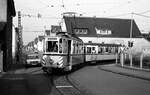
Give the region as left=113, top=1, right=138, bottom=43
left=53, top=74, right=87, bottom=95
left=28, top=67, right=84, bottom=95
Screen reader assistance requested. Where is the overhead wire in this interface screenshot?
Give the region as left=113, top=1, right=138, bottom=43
left=138, top=9, right=150, bottom=14
left=106, top=13, right=131, bottom=18
left=102, top=1, right=132, bottom=14
left=133, top=12, right=150, bottom=18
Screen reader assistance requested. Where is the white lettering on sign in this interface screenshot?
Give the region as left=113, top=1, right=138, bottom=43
left=95, top=27, right=112, bottom=35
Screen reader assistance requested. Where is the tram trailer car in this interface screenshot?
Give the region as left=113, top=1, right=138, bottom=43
left=42, top=33, right=85, bottom=72
left=42, top=33, right=121, bottom=72
left=84, top=43, right=121, bottom=63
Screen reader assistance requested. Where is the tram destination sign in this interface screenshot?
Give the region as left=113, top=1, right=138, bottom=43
left=47, top=38, right=57, bottom=40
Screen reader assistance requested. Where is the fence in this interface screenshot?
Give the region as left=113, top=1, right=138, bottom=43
left=118, top=47, right=150, bottom=70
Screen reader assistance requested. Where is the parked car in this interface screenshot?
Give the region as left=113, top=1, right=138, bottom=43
left=26, top=54, right=41, bottom=67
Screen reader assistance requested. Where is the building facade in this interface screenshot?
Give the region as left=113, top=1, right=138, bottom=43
left=0, top=0, right=16, bottom=71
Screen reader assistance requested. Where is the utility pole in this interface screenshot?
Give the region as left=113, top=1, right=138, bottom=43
left=17, top=11, right=23, bottom=64
left=130, top=12, right=133, bottom=38
left=129, top=12, right=133, bottom=67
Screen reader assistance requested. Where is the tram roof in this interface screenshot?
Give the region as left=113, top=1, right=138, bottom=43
left=64, top=16, right=142, bottom=38
left=57, top=32, right=83, bottom=42
left=84, top=43, right=122, bottom=47
left=45, top=32, right=83, bottom=42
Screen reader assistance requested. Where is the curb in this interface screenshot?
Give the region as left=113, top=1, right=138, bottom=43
left=98, top=66, right=150, bottom=81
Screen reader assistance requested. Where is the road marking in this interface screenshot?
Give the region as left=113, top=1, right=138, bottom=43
left=56, top=85, right=73, bottom=88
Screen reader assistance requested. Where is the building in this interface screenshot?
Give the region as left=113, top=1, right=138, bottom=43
left=0, top=0, right=16, bottom=71
left=63, top=16, right=150, bottom=51
left=142, top=33, right=150, bottom=42
left=63, top=16, right=150, bottom=70
left=34, top=36, right=45, bottom=52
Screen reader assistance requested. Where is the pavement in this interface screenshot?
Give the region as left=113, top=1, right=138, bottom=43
left=69, top=64, right=150, bottom=95
left=99, top=64, right=150, bottom=81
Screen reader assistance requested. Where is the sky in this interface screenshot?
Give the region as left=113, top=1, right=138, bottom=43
left=13, top=0, right=150, bottom=45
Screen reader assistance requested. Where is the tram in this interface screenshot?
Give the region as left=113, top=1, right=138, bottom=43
left=42, top=32, right=121, bottom=72
left=84, top=43, right=121, bottom=63
left=42, top=32, right=84, bottom=72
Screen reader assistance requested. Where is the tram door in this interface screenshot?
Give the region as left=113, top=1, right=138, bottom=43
left=67, top=40, right=72, bottom=67
left=91, top=46, right=97, bottom=62
left=86, top=46, right=97, bottom=62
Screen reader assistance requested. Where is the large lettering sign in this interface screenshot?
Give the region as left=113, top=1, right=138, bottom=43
left=95, top=27, right=112, bottom=35
left=0, top=0, right=7, bottom=22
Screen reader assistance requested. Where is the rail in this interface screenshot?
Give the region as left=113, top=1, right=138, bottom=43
left=54, top=74, right=88, bottom=95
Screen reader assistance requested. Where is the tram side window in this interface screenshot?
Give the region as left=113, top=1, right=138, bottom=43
left=74, top=41, right=78, bottom=54
left=77, top=42, right=81, bottom=54
left=111, top=47, right=115, bottom=54
left=76, top=42, right=79, bottom=54
left=78, top=43, right=83, bottom=54
left=108, top=47, right=112, bottom=53
left=59, top=38, right=62, bottom=53
left=63, top=39, right=68, bottom=53
left=102, top=47, right=104, bottom=54
left=81, top=44, right=84, bottom=54
left=98, top=46, right=103, bottom=54
left=46, top=41, right=58, bottom=52
left=115, top=47, right=118, bottom=53
left=92, top=47, right=96, bottom=54
left=87, top=47, right=91, bottom=54
left=105, top=47, right=109, bottom=53
left=73, top=41, right=76, bottom=54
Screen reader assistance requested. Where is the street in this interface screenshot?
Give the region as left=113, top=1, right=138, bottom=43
left=0, top=64, right=150, bottom=95
left=70, top=65, right=150, bottom=95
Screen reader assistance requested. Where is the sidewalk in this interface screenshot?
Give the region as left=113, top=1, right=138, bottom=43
left=0, top=65, right=26, bottom=79
left=99, top=64, right=150, bottom=81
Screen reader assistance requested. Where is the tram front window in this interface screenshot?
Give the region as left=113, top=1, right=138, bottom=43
left=46, top=41, right=58, bottom=53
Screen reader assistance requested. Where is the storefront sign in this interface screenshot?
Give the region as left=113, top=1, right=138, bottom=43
left=95, top=27, right=112, bottom=35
